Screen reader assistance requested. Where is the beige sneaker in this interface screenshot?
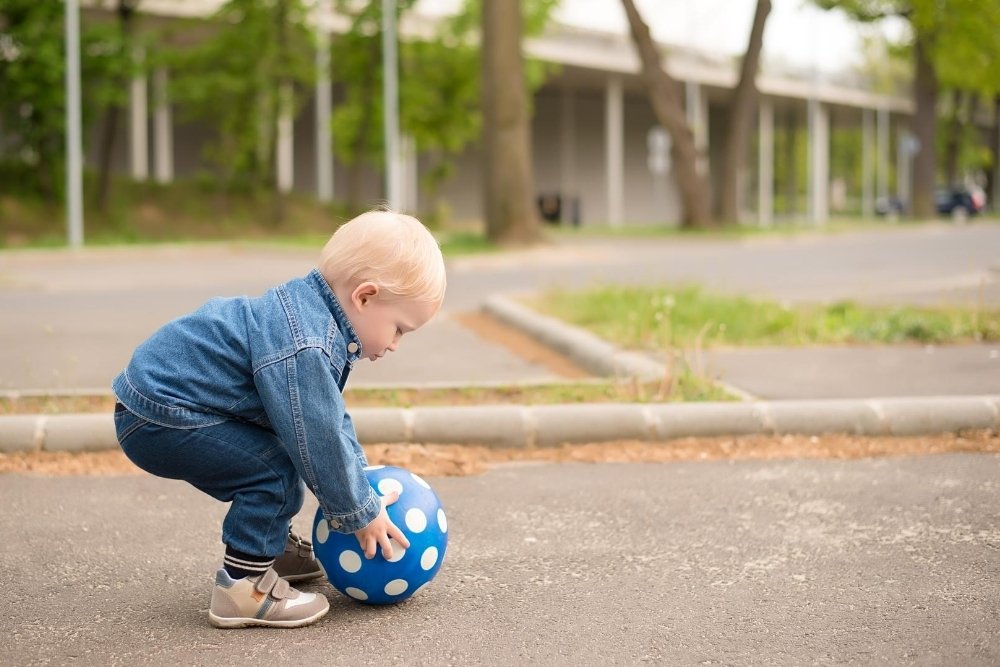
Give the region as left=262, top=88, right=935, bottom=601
left=273, top=531, right=324, bottom=583
left=209, top=567, right=329, bottom=629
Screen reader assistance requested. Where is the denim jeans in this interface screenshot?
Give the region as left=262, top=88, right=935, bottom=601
left=115, top=405, right=304, bottom=559
left=112, top=269, right=379, bottom=534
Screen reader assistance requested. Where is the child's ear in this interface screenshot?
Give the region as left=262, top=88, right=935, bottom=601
left=352, top=281, right=380, bottom=307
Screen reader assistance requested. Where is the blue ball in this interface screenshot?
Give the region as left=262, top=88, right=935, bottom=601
left=312, top=465, right=449, bottom=605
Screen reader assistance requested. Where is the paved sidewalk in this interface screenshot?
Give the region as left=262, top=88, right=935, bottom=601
left=698, top=344, right=1000, bottom=399
left=3, top=456, right=998, bottom=665
left=1, top=223, right=998, bottom=396
left=3, top=227, right=999, bottom=666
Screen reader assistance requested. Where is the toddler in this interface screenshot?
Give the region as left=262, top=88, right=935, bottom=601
left=112, top=210, right=446, bottom=628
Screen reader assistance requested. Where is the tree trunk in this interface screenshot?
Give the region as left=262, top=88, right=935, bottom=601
left=719, top=0, right=771, bottom=225
left=480, top=0, right=541, bottom=244
left=620, top=0, right=713, bottom=228
left=95, top=106, right=121, bottom=213
left=272, top=0, right=289, bottom=225
left=911, top=31, right=938, bottom=219
left=94, top=0, right=137, bottom=213
left=987, top=94, right=1000, bottom=211
left=943, top=89, right=963, bottom=187
left=346, top=35, right=382, bottom=213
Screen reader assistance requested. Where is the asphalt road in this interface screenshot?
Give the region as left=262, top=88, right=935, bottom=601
left=0, top=222, right=997, bottom=392
left=3, top=455, right=998, bottom=665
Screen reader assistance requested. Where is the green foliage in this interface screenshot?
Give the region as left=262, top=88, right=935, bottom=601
left=815, top=0, right=1000, bottom=184
left=930, top=0, right=1000, bottom=96
left=535, top=285, right=1000, bottom=349
left=162, top=0, right=315, bottom=187
left=816, top=0, right=1000, bottom=95
left=0, top=1, right=128, bottom=197
left=329, top=0, right=558, bottom=195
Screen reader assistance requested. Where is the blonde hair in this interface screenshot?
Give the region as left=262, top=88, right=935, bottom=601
left=319, top=209, right=446, bottom=302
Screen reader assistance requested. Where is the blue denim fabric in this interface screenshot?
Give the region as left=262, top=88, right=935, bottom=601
left=112, top=269, right=380, bottom=535
left=115, top=407, right=303, bottom=558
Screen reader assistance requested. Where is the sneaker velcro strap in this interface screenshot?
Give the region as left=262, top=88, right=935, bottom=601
left=253, top=568, right=294, bottom=600
left=271, top=577, right=293, bottom=600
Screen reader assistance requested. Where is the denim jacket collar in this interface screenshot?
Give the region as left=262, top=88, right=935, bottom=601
left=306, top=268, right=364, bottom=364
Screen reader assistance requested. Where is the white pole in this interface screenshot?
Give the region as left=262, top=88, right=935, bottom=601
left=65, top=0, right=84, bottom=247
left=877, top=106, right=889, bottom=202
left=315, top=0, right=333, bottom=202
left=129, top=47, right=149, bottom=181
left=861, top=107, right=874, bottom=217
left=605, top=75, right=624, bottom=227
left=382, top=0, right=401, bottom=210
left=758, top=98, right=774, bottom=227
left=153, top=67, right=174, bottom=183
left=277, top=82, right=294, bottom=193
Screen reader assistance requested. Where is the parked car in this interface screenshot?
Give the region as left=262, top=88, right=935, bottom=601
left=935, top=186, right=986, bottom=217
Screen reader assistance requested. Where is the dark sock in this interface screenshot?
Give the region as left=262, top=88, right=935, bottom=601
left=223, top=545, right=274, bottom=580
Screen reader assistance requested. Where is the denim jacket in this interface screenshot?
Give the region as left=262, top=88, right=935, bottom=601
left=112, top=269, right=380, bottom=534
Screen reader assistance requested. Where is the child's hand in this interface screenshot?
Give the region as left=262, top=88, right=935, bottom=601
left=354, top=491, right=411, bottom=560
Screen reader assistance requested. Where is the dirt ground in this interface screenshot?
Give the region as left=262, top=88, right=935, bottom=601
left=452, top=311, right=591, bottom=379
left=2, top=431, right=997, bottom=477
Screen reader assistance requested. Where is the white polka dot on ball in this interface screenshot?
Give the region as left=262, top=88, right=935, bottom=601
left=316, top=519, right=330, bottom=543
left=346, top=587, right=368, bottom=601
left=405, top=508, right=427, bottom=532
left=384, top=579, right=409, bottom=596
left=364, top=465, right=385, bottom=471
left=438, top=508, right=448, bottom=533
left=377, top=478, right=404, bottom=497
left=386, top=538, right=406, bottom=563
left=420, top=547, right=438, bottom=571
left=338, top=550, right=362, bottom=573
left=410, top=472, right=431, bottom=489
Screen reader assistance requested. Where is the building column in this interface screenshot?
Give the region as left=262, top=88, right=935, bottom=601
left=877, top=106, right=890, bottom=203
left=560, top=86, right=577, bottom=225
left=685, top=80, right=709, bottom=175
left=152, top=67, right=173, bottom=184
left=277, top=82, right=294, bottom=194
left=129, top=48, right=148, bottom=181
left=401, top=133, right=418, bottom=213
left=605, top=75, right=624, bottom=227
left=315, top=0, right=333, bottom=202
left=758, top=98, right=774, bottom=227
left=995, top=108, right=1000, bottom=210
left=861, top=107, right=874, bottom=217
left=807, top=98, right=829, bottom=225
left=897, top=128, right=912, bottom=209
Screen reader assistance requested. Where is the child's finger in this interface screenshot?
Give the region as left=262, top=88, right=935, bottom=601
left=378, top=532, right=394, bottom=560
left=389, top=522, right=410, bottom=549
left=381, top=490, right=401, bottom=507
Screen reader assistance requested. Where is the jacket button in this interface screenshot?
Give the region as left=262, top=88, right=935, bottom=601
left=347, top=342, right=359, bottom=354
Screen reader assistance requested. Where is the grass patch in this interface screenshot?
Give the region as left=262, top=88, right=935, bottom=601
left=532, top=284, right=1000, bottom=349
left=0, top=378, right=735, bottom=416
left=0, top=178, right=499, bottom=258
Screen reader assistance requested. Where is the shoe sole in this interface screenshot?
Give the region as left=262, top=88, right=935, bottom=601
left=208, top=604, right=329, bottom=629
left=279, top=569, right=325, bottom=583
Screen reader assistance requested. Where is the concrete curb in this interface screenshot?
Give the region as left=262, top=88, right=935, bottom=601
left=483, top=294, right=757, bottom=400
left=483, top=294, right=665, bottom=381
left=2, top=396, right=997, bottom=453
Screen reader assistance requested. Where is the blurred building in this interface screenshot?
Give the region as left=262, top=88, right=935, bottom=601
left=82, top=0, right=960, bottom=227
